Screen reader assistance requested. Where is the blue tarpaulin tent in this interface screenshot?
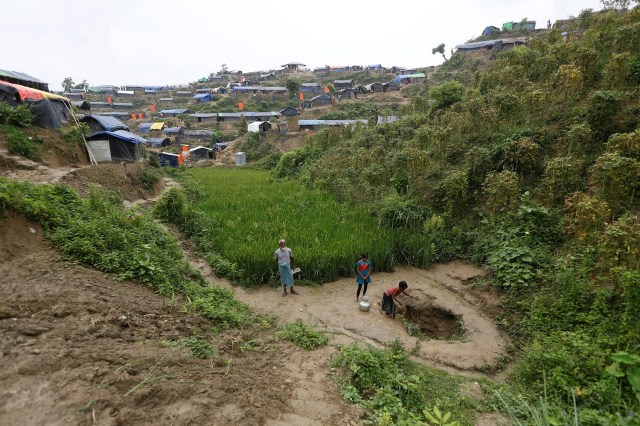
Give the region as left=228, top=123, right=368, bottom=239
left=193, top=93, right=213, bottom=102
left=159, top=152, right=181, bottom=168
left=138, top=123, right=152, bottom=134
left=86, top=130, right=146, bottom=163
left=163, top=126, right=185, bottom=135
left=80, top=114, right=130, bottom=134
left=146, top=137, right=172, bottom=147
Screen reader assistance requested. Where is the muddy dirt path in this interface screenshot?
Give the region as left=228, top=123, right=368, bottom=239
left=190, top=256, right=508, bottom=375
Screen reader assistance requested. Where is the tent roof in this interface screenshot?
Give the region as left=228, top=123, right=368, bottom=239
left=0, top=69, right=47, bottom=85
left=0, top=80, right=69, bottom=103
left=150, top=122, right=165, bottom=130
left=193, top=93, right=211, bottom=99
left=138, top=123, right=152, bottom=130
left=189, top=146, right=213, bottom=152
left=160, top=109, right=193, bottom=114
left=190, top=113, right=217, bottom=118
left=86, top=130, right=147, bottom=144
left=83, top=114, right=129, bottom=132
left=163, top=126, right=184, bottom=134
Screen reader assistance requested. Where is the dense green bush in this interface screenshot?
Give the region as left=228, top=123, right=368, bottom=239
left=2, top=125, right=43, bottom=161
left=0, top=102, right=34, bottom=127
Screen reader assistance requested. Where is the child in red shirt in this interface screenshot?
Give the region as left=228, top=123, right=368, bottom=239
left=382, top=281, right=410, bottom=318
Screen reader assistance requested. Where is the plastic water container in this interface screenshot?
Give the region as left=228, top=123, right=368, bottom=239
left=359, top=296, right=371, bottom=312
left=234, top=151, right=246, bottom=166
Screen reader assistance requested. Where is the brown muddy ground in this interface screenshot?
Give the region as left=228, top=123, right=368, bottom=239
left=1, top=133, right=509, bottom=425
left=0, top=214, right=362, bottom=426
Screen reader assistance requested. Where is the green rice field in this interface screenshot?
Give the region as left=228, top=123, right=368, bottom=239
left=187, top=168, right=397, bottom=284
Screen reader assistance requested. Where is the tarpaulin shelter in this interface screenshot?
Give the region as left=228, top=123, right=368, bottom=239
left=64, top=92, right=84, bottom=100
left=112, top=102, right=133, bottom=110
left=73, top=100, right=90, bottom=111
left=163, top=126, right=185, bottom=136
left=86, top=130, right=145, bottom=163
left=80, top=114, right=130, bottom=134
left=247, top=121, right=272, bottom=133
left=146, top=137, right=172, bottom=147
left=0, top=80, right=71, bottom=128
left=394, top=73, right=426, bottom=84
left=189, top=146, right=213, bottom=160
left=158, top=152, right=182, bottom=168
left=482, top=26, right=500, bottom=36
left=184, top=129, right=213, bottom=140
left=159, top=109, right=193, bottom=117
left=138, top=123, right=152, bottom=134
left=214, top=142, right=229, bottom=151
left=150, top=122, right=166, bottom=131
left=0, top=69, right=49, bottom=91
left=193, top=93, right=213, bottom=103
left=0, top=82, right=20, bottom=105
left=190, top=113, right=218, bottom=123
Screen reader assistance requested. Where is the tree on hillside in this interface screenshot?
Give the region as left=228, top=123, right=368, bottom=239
left=74, top=79, right=89, bottom=91
left=601, top=0, right=637, bottom=9
left=285, top=78, right=300, bottom=99
left=62, top=77, right=74, bottom=92
left=432, top=43, right=448, bottom=62
left=219, top=63, right=228, bottom=75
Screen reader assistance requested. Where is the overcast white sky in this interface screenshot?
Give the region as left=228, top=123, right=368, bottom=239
left=2, top=0, right=602, bottom=91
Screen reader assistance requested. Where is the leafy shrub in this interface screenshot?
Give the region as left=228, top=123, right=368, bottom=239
left=0, top=102, right=34, bottom=127
left=2, top=125, right=43, bottom=161
left=562, top=192, right=611, bottom=241
left=606, top=129, right=640, bottom=158
left=273, top=144, right=323, bottom=179
left=588, top=152, right=640, bottom=214
left=540, top=156, right=584, bottom=205
left=371, top=192, right=428, bottom=229
left=428, top=80, right=465, bottom=111
left=139, top=166, right=163, bottom=191
left=434, top=170, right=468, bottom=213
left=252, top=151, right=282, bottom=170
left=185, top=283, right=254, bottom=330
left=513, top=331, right=619, bottom=408
left=331, top=341, right=472, bottom=425
left=278, top=320, right=328, bottom=349
left=482, top=171, right=519, bottom=214
left=488, top=240, right=538, bottom=289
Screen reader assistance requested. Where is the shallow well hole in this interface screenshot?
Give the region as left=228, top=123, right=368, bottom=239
left=403, top=303, right=463, bottom=339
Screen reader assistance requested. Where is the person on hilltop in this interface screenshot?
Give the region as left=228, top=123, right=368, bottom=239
left=275, top=239, right=298, bottom=297
left=355, top=252, right=372, bottom=302
left=382, top=281, right=412, bottom=319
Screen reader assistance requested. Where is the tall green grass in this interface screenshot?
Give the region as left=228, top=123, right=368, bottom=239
left=187, top=168, right=397, bottom=284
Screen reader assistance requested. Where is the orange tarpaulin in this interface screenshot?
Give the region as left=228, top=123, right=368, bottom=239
left=106, top=96, right=112, bottom=103
left=0, top=80, right=69, bottom=103
left=238, top=101, right=244, bottom=111
left=149, top=104, right=156, bottom=111
left=299, top=92, right=304, bottom=100
left=324, top=86, right=330, bottom=93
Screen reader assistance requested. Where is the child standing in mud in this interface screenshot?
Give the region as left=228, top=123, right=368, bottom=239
left=355, top=253, right=371, bottom=302
left=382, top=281, right=411, bottom=318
